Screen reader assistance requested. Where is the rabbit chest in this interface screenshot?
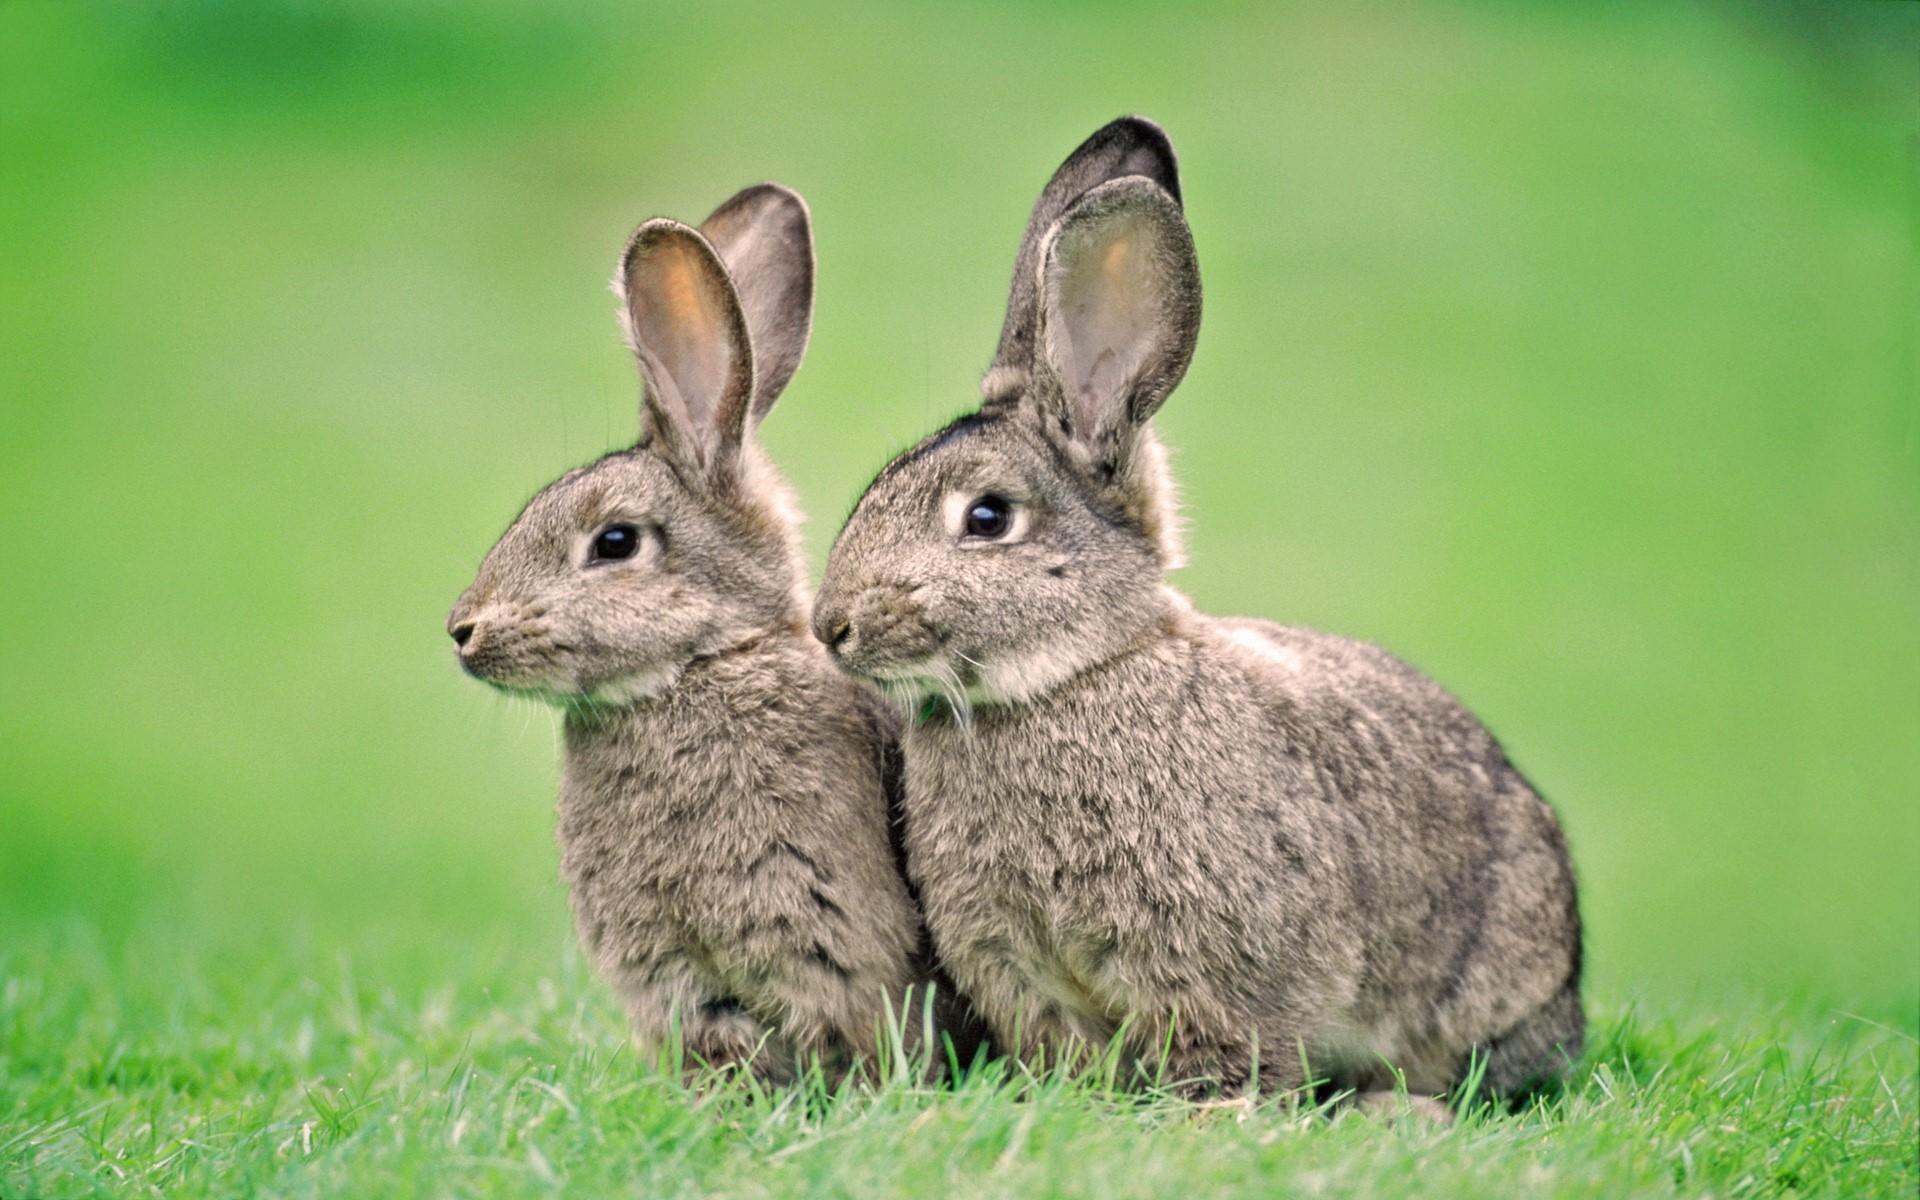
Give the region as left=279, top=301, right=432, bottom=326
left=902, top=634, right=1336, bottom=1028
left=557, top=727, right=775, bottom=973
left=556, top=652, right=906, bottom=989
left=554, top=666, right=931, bottom=1067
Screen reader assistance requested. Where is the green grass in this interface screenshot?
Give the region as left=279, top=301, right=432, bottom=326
left=2, top=1, right=1917, bottom=1195
left=3, top=932, right=1914, bottom=1197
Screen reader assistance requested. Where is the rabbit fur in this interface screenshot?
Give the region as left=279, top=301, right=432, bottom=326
left=812, top=118, right=1583, bottom=1103
left=448, top=184, right=979, bottom=1081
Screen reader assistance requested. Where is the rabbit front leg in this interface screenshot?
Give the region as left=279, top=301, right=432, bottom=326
left=937, top=944, right=1102, bottom=1073
left=678, top=995, right=793, bottom=1082
left=780, top=967, right=995, bottom=1083
left=757, top=965, right=882, bottom=1082
left=760, top=942, right=955, bottom=1083
left=608, top=954, right=789, bottom=1081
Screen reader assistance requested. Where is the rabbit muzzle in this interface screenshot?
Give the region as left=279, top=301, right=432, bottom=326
left=810, top=580, right=945, bottom=680
left=445, top=598, right=573, bottom=691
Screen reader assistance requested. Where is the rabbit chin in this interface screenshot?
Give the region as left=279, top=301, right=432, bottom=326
left=871, top=642, right=1096, bottom=712
left=970, top=643, right=1097, bottom=705
left=581, top=663, right=685, bottom=707
left=479, top=663, right=683, bottom=710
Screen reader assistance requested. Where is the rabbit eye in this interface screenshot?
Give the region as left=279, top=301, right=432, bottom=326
left=590, top=523, right=641, bottom=563
left=964, top=495, right=1013, bottom=539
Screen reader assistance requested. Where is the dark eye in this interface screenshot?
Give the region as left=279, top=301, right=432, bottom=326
left=590, top=523, right=641, bottom=563
left=964, top=495, right=1013, bottom=540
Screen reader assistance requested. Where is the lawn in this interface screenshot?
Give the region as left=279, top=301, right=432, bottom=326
left=2, top=941, right=1912, bottom=1196
left=2, top=2, right=1916, bottom=1196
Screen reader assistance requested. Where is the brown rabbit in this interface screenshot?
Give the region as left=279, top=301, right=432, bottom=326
left=812, top=119, right=1583, bottom=1107
left=447, top=184, right=979, bottom=1082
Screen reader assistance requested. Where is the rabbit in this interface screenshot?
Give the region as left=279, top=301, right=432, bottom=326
left=810, top=117, right=1583, bottom=1107
left=447, top=183, right=981, bottom=1083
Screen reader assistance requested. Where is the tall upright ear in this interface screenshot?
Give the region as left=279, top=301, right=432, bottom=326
left=617, top=219, right=754, bottom=481
left=1031, top=176, right=1200, bottom=473
left=985, top=116, right=1181, bottom=402
left=698, top=183, right=815, bottom=424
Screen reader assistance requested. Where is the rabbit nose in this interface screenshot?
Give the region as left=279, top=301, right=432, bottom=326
left=449, top=619, right=477, bottom=649
left=811, top=599, right=852, bottom=655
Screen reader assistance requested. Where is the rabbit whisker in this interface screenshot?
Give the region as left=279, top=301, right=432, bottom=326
left=934, top=660, right=973, bottom=729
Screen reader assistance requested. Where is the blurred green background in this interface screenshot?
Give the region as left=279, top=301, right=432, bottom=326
left=2, top=0, right=1915, bottom=1026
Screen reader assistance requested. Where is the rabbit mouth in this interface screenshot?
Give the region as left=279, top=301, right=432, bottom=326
left=456, top=628, right=570, bottom=692
left=455, top=635, right=608, bottom=707
left=465, top=663, right=677, bottom=711
left=815, top=581, right=957, bottom=679
left=868, top=654, right=985, bottom=723
left=458, top=650, right=578, bottom=701
left=464, top=673, right=580, bottom=707
left=835, top=627, right=964, bottom=686
left=865, top=652, right=975, bottom=687
left=823, top=621, right=935, bottom=676
left=816, top=597, right=1001, bottom=704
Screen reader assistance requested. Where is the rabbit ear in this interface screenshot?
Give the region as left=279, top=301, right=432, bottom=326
left=1030, top=176, right=1200, bottom=473
left=985, top=116, right=1181, bottom=401
left=617, top=219, right=754, bottom=482
left=698, top=183, right=815, bottom=424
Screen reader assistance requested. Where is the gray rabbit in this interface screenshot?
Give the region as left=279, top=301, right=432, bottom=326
left=448, top=184, right=976, bottom=1081
left=812, top=119, right=1583, bottom=1106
